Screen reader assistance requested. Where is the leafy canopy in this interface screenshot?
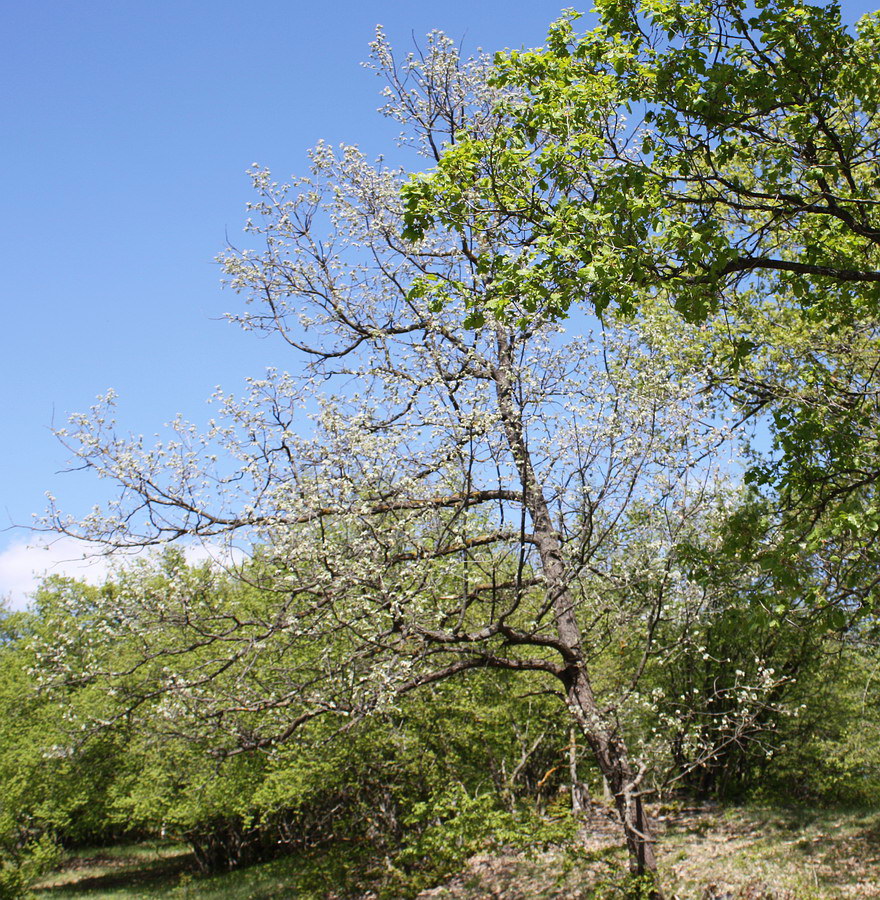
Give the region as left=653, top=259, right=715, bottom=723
left=402, top=0, right=880, bottom=564
left=405, top=0, right=880, bottom=323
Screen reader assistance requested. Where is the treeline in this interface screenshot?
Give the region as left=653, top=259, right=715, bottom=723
left=1, top=551, right=877, bottom=897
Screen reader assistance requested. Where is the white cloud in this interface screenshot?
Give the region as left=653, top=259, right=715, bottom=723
left=0, top=536, right=247, bottom=611
left=0, top=536, right=114, bottom=610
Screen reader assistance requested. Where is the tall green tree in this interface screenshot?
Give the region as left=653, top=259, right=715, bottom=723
left=403, top=0, right=880, bottom=547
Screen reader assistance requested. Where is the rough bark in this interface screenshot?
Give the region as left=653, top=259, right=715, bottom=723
left=493, top=328, right=661, bottom=890
left=568, top=726, right=590, bottom=816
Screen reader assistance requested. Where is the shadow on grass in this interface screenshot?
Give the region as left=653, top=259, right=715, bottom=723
left=36, top=842, right=379, bottom=900
left=36, top=850, right=195, bottom=897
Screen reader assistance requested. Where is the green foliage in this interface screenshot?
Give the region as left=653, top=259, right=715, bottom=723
left=5, top=551, right=880, bottom=895
left=0, top=599, right=130, bottom=891
left=0, top=866, right=26, bottom=900
left=757, top=646, right=880, bottom=804
left=0, top=834, right=61, bottom=900
left=385, top=785, right=579, bottom=897
left=10, top=521, right=877, bottom=884
left=584, top=871, right=661, bottom=900
left=0, top=571, right=581, bottom=890
left=389, top=786, right=516, bottom=896
left=402, top=0, right=880, bottom=563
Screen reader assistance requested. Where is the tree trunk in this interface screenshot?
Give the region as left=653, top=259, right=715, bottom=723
left=568, top=726, right=590, bottom=816
left=566, top=665, right=660, bottom=888
left=493, top=328, right=662, bottom=894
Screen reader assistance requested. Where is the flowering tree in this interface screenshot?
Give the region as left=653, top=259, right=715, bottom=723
left=401, top=0, right=880, bottom=586
left=43, top=33, right=776, bottom=889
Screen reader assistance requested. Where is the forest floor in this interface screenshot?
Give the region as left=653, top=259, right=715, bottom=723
left=31, top=805, right=880, bottom=899
left=416, top=804, right=880, bottom=899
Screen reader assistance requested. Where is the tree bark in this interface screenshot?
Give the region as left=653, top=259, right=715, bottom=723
left=493, top=328, right=661, bottom=892
left=568, top=726, right=589, bottom=816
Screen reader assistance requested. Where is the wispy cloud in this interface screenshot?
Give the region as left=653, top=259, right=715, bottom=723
left=0, top=537, right=246, bottom=611
left=0, top=536, right=114, bottom=610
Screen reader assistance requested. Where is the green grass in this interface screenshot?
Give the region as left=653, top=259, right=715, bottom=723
left=33, top=841, right=376, bottom=900
left=30, top=805, right=880, bottom=900
left=33, top=843, right=190, bottom=899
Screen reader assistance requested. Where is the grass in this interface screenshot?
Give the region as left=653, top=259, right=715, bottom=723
left=658, top=804, right=880, bottom=899
left=32, top=841, right=375, bottom=900
left=30, top=805, right=880, bottom=900
left=33, top=842, right=191, bottom=899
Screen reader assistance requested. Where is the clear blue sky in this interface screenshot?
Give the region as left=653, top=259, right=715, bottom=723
left=1, top=1, right=877, bottom=605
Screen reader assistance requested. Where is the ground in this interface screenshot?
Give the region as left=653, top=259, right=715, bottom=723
left=32, top=805, right=880, bottom=899
left=415, top=805, right=880, bottom=899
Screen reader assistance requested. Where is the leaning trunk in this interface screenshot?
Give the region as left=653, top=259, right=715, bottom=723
left=493, top=327, right=662, bottom=892
left=566, top=666, right=660, bottom=883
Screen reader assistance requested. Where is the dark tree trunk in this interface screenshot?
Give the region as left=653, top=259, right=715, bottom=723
left=565, top=665, right=660, bottom=887
left=493, top=328, right=662, bottom=894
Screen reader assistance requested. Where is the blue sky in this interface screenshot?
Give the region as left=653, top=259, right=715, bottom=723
left=0, top=0, right=576, bottom=605
left=1, top=1, right=878, bottom=607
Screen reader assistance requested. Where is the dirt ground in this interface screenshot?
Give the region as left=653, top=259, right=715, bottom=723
left=415, top=804, right=880, bottom=899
